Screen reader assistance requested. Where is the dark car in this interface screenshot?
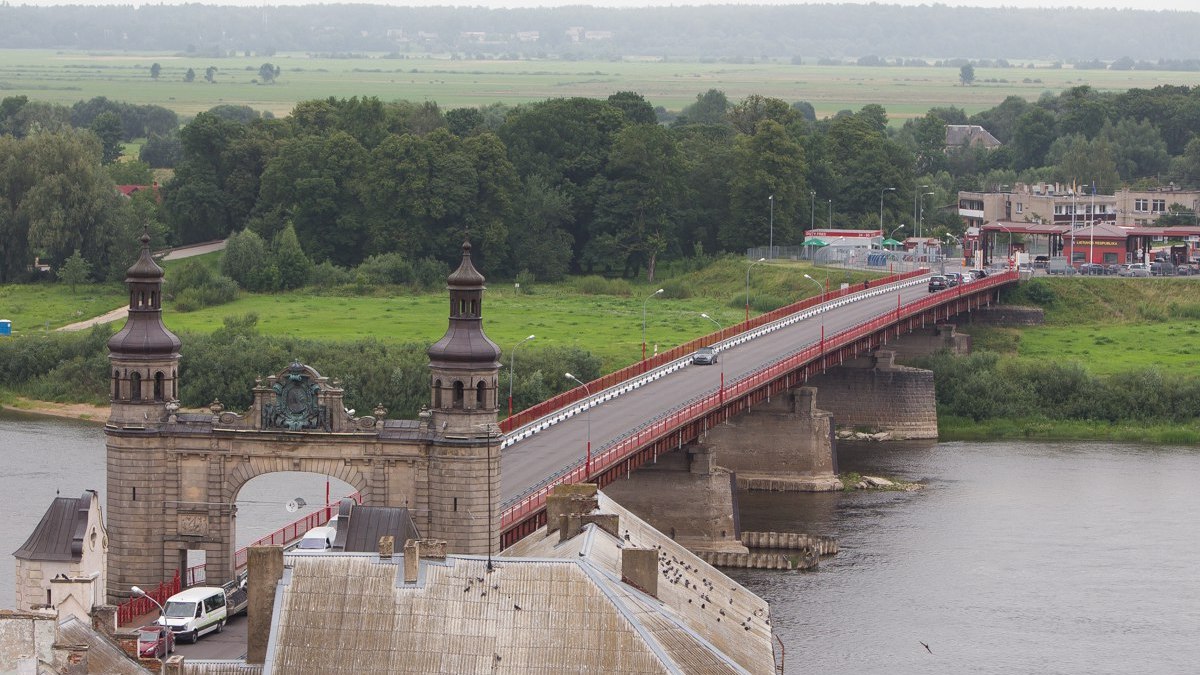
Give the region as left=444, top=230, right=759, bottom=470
left=945, top=272, right=964, bottom=286
left=968, top=269, right=989, bottom=280
left=692, top=346, right=718, bottom=365
left=1150, top=261, right=1175, bottom=276
left=137, top=625, right=175, bottom=659
left=1079, top=263, right=1106, bottom=275
left=928, top=275, right=948, bottom=292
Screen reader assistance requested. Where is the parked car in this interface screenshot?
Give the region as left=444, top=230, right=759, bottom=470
left=1150, top=261, right=1175, bottom=276
left=1033, top=255, right=1050, bottom=269
left=1176, top=265, right=1194, bottom=276
left=1126, top=263, right=1151, bottom=277
left=296, top=525, right=335, bottom=551
left=945, top=272, right=964, bottom=286
left=968, top=269, right=989, bottom=280
left=137, top=625, right=175, bottom=658
left=157, top=586, right=228, bottom=644
left=691, top=346, right=718, bottom=366
left=1079, top=263, right=1106, bottom=276
left=928, top=275, right=948, bottom=292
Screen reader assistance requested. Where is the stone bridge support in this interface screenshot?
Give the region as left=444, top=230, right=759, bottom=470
left=601, top=445, right=747, bottom=554
left=885, top=323, right=970, bottom=359
left=703, top=386, right=841, bottom=492
left=806, top=350, right=938, bottom=439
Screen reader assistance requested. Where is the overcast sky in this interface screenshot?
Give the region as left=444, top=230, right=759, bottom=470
left=9, top=1, right=1200, bottom=11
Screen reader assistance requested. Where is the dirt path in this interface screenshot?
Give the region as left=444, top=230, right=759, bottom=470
left=57, top=304, right=129, bottom=332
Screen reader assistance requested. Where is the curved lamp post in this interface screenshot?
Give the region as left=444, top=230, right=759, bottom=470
left=564, top=373, right=592, bottom=478
left=641, top=288, right=664, bottom=364
left=802, top=274, right=827, bottom=371
left=507, top=334, right=535, bottom=419
left=700, top=313, right=725, bottom=403
left=768, top=194, right=775, bottom=260
left=888, top=223, right=905, bottom=242
left=802, top=273, right=825, bottom=304
left=914, top=184, right=929, bottom=235
left=809, top=190, right=816, bottom=233
left=879, top=186, right=896, bottom=230
left=131, top=586, right=167, bottom=675
left=744, top=257, right=766, bottom=328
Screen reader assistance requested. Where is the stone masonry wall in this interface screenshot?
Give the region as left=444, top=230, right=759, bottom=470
left=806, top=352, right=938, bottom=439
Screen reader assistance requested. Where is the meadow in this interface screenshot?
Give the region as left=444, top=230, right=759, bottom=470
left=5, top=49, right=1200, bottom=120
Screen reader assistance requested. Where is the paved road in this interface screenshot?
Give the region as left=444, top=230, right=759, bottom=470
left=500, top=275, right=939, bottom=505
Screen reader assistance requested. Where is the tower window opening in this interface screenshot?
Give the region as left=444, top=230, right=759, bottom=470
left=154, top=371, right=164, bottom=401
left=433, top=379, right=443, bottom=408
left=476, top=381, right=485, bottom=408
left=113, top=371, right=120, bottom=399
left=130, top=372, right=142, bottom=401
left=472, top=299, right=479, bottom=316
left=453, top=381, right=464, bottom=408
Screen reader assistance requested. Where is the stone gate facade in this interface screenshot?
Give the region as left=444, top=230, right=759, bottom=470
left=105, top=237, right=500, bottom=602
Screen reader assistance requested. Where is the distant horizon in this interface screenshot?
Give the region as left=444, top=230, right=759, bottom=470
left=7, top=0, right=1199, bottom=13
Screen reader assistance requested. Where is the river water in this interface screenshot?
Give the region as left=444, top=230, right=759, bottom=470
left=2, top=411, right=1197, bottom=673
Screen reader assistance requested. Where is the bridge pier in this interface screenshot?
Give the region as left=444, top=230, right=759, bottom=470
left=601, top=445, right=748, bottom=554
left=807, top=350, right=938, bottom=440
left=702, top=386, right=842, bottom=492
left=886, top=322, right=970, bottom=359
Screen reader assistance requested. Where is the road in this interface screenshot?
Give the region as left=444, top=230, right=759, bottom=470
left=500, top=274, right=938, bottom=505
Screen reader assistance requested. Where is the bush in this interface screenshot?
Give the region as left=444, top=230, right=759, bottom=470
left=658, top=279, right=692, bottom=300
left=411, top=257, right=448, bottom=290
left=309, top=261, right=355, bottom=288
left=355, top=252, right=413, bottom=285
left=572, top=275, right=633, bottom=296
left=166, top=260, right=238, bottom=311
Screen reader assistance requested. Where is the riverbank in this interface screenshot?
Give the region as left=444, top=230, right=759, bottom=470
left=939, top=415, right=1200, bottom=444
left=0, top=397, right=109, bottom=424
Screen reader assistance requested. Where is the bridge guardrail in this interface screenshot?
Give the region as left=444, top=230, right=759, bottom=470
left=500, top=271, right=1015, bottom=531
left=499, top=268, right=929, bottom=439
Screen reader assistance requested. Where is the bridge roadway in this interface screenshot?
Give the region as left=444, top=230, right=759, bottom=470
left=499, top=273, right=941, bottom=506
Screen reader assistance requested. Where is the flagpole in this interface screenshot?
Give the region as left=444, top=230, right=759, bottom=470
left=1090, top=180, right=1096, bottom=266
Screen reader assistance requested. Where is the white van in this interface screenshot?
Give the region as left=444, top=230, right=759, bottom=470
left=156, top=586, right=228, bottom=643
left=296, top=525, right=335, bottom=551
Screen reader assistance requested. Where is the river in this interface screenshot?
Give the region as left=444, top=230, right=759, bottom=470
left=2, top=411, right=1198, bottom=673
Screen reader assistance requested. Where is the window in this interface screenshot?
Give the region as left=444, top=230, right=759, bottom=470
left=1135, top=198, right=1148, bottom=212
left=130, top=372, right=141, bottom=401
left=453, top=380, right=464, bottom=408
left=154, top=372, right=164, bottom=401
left=1016, top=203, right=1023, bottom=214
left=433, top=379, right=442, bottom=408
left=113, top=371, right=120, bottom=399
left=1152, top=199, right=1167, bottom=213
left=476, top=381, right=486, bottom=408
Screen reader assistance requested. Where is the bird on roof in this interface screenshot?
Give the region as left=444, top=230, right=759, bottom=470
left=920, top=641, right=933, bottom=654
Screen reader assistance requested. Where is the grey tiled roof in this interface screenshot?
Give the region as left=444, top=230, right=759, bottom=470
left=56, top=616, right=151, bottom=674
left=13, top=491, right=94, bottom=562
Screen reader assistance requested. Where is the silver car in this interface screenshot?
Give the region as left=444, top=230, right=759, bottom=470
left=691, top=347, right=718, bottom=366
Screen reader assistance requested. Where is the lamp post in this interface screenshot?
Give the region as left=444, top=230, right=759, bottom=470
left=827, top=199, right=832, bottom=229
left=919, top=191, right=935, bottom=241
left=507, top=334, right=535, bottom=419
left=641, top=288, right=664, bottom=364
left=879, top=186, right=895, bottom=231
left=700, top=313, right=725, bottom=404
left=809, top=190, right=816, bottom=234
left=744, top=257, right=765, bottom=328
left=131, top=586, right=167, bottom=675
left=802, top=274, right=826, bottom=368
left=914, top=184, right=929, bottom=235
left=888, top=223, right=905, bottom=243
left=475, top=422, right=499, bottom=571
left=768, top=194, right=775, bottom=260
left=803, top=273, right=825, bottom=303
left=564, top=373, right=591, bottom=478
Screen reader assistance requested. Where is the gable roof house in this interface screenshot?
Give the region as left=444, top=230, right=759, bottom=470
left=945, top=124, right=1001, bottom=150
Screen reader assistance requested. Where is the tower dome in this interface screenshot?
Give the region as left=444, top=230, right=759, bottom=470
left=427, top=241, right=501, bottom=367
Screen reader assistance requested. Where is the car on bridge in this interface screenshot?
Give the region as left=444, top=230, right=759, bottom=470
left=928, top=275, right=948, bottom=292
left=137, top=625, right=175, bottom=658
left=691, top=346, right=718, bottom=366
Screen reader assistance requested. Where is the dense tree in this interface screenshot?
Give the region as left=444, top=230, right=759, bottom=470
left=677, top=89, right=730, bottom=126
left=105, top=160, right=154, bottom=185
left=205, top=66, right=217, bottom=83
left=1009, top=106, right=1057, bottom=171
left=272, top=223, right=312, bottom=290
left=258, top=63, right=280, bottom=84
left=220, top=229, right=270, bottom=290
left=57, top=249, right=92, bottom=292
left=959, top=64, right=975, bottom=86
left=89, top=111, right=124, bottom=164
left=1101, top=118, right=1169, bottom=182
left=722, top=120, right=807, bottom=250
left=606, top=91, right=656, bottom=126
left=727, top=95, right=801, bottom=136
left=508, top=176, right=574, bottom=281
left=184, top=68, right=195, bottom=82
left=1046, top=134, right=1120, bottom=194
left=150, top=62, right=161, bottom=80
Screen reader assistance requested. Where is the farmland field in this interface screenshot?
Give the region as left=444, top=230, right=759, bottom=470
left=4, top=49, right=1200, bottom=120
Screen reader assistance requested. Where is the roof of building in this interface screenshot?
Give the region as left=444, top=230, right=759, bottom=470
left=264, top=492, right=773, bottom=674
left=945, top=124, right=1001, bottom=148
left=331, top=499, right=421, bottom=553
left=13, top=491, right=95, bottom=562
left=1063, top=222, right=1132, bottom=240
left=108, top=232, right=182, bottom=357
left=56, top=616, right=151, bottom=674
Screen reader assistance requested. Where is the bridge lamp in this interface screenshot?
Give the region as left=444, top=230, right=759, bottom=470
left=507, top=334, right=535, bottom=419
left=879, top=186, right=896, bottom=230
left=131, top=586, right=167, bottom=675
left=744, top=257, right=766, bottom=328
left=564, top=373, right=592, bottom=478
left=641, top=288, right=664, bottom=363
left=803, top=273, right=825, bottom=303
left=700, top=313, right=725, bottom=405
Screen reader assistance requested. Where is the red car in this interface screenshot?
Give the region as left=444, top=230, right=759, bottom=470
left=137, top=625, right=175, bottom=658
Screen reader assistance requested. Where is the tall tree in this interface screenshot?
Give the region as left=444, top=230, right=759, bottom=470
left=150, top=62, right=161, bottom=80
left=89, top=111, right=124, bottom=164
left=57, top=249, right=92, bottom=293
left=722, top=120, right=807, bottom=251
left=959, top=64, right=975, bottom=86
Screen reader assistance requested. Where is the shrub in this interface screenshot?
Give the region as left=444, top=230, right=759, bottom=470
left=355, top=253, right=413, bottom=285
left=572, top=275, right=633, bottom=296
left=658, top=279, right=692, bottom=300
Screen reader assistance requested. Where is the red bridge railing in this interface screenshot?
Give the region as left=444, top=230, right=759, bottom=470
left=117, top=570, right=180, bottom=627
left=499, top=268, right=929, bottom=434
left=500, top=271, right=1015, bottom=536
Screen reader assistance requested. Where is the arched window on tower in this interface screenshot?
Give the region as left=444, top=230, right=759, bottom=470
left=453, top=380, right=464, bottom=408
left=130, top=372, right=142, bottom=401
left=472, top=299, right=479, bottom=316
left=433, top=379, right=443, bottom=408
left=172, top=370, right=177, bottom=399
left=476, top=381, right=486, bottom=408
left=154, top=371, right=164, bottom=401
left=113, top=371, right=120, bottom=400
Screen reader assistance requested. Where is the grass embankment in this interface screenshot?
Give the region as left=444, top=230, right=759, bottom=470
left=936, top=277, right=1200, bottom=443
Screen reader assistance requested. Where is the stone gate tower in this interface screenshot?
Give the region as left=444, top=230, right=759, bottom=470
left=425, top=241, right=502, bottom=555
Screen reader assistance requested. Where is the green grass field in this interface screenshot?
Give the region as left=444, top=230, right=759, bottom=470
left=4, top=49, right=1200, bottom=120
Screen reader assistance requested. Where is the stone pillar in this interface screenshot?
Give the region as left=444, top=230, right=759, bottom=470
left=703, top=386, right=841, bottom=491
left=425, top=440, right=498, bottom=555
left=807, top=351, right=938, bottom=439
left=106, top=432, right=170, bottom=603
left=247, top=546, right=284, bottom=665
left=601, top=447, right=747, bottom=554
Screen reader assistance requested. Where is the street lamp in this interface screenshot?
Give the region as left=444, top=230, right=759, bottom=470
left=827, top=199, right=832, bottom=229
left=803, top=273, right=825, bottom=303
left=913, top=184, right=929, bottom=234
left=744, top=257, right=765, bottom=327
left=564, top=373, right=592, bottom=478
left=131, top=586, right=167, bottom=675
left=700, top=313, right=725, bottom=404
left=507, top=334, right=535, bottom=419
left=809, top=190, right=816, bottom=233
left=475, top=422, right=500, bottom=571
left=919, top=191, right=935, bottom=239
left=888, top=223, right=905, bottom=243
left=641, top=288, right=664, bottom=363
left=768, top=194, right=775, bottom=260
left=879, top=186, right=896, bottom=231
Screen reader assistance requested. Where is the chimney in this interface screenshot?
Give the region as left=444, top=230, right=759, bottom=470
left=403, top=539, right=420, bottom=584
left=379, top=535, right=395, bottom=560
left=90, top=604, right=117, bottom=638
left=247, top=546, right=285, bottom=665
left=546, top=484, right=598, bottom=536
left=621, top=548, right=659, bottom=598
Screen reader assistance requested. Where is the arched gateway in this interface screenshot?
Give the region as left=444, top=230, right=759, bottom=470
left=106, top=237, right=501, bottom=602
